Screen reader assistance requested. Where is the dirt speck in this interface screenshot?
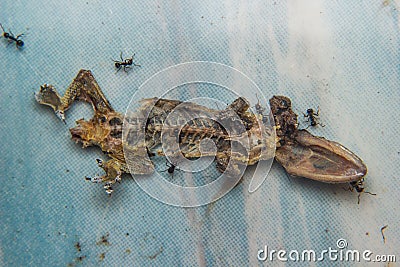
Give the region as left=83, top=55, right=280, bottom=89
left=97, top=233, right=110, bottom=246
left=149, top=246, right=163, bottom=260
left=99, top=252, right=105, bottom=261
left=381, top=225, right=388, bottom=243
left=74, top=242, right=81, bottom=252
left=76, top=255, right=86, bottom=262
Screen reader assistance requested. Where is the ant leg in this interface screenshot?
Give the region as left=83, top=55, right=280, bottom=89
left=132, top=53, right=141, bottom=67
left=120, top=51, right=123, bottom=61
left=316, top=106, right=320, bottom=116
left=303, top=117, right=310, bottom=126
left=343, top=184, right=355, bottom=192
left=357, top=194, right=361, bottom=204
left=160, top=161, right=171, bottom=173
left=124, top=66, right=131, bottom=72
left=160, top=169, right=168, bottom=173
left=316, top=107, right=324, bottom=127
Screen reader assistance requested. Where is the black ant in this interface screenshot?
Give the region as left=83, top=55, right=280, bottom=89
left=160, top=161, right=178, bottom=178
left=164, top=162, right=176, bottom=174
left=346, top=178, right=376, bottom=204
left=0, top=23, right=24, bottom=48
left=111, top=52, right=140, bottom=72
left=303, top=107, right=325, bottom=129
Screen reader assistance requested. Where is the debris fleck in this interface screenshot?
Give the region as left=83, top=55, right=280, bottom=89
left=76, top=255, right=86, bottom=262
left=97, top=233, right=110, bottom=246
left=148, top=246, right=163, bottom=260
left=74, top=242, right=82, bottom=252
left=99, top=252, right=105, bottom=261
left=381, top=225, right=388, bottom=243
left=69, top=255, right=86, bottom=266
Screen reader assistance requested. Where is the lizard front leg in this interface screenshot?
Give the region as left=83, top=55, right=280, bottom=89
left=85, top=158, right=126, bottom=195
left=35, top=69, right=114, bottom=122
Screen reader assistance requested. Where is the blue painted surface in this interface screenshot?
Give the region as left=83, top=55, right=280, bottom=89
left=0, top=1, right=399, bottom=266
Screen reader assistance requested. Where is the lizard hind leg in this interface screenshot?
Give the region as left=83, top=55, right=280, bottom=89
left=86, top=158, right=125, bottom=195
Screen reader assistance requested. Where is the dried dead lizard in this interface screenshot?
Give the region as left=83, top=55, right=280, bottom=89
left=35, top=69, right=367, bottom=195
